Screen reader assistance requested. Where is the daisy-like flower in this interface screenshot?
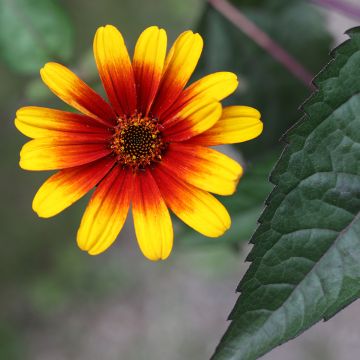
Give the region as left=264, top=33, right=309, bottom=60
left=15, top=25, right=262, bottom=260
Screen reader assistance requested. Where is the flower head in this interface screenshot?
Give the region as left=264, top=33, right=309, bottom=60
left=15, top=25, right=263, bottom=260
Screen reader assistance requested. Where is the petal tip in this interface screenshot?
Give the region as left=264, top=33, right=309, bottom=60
left=229, top=72, right=238, bottom=79
left=136, top=233, right=173, bottom=262
left=33, top=209, right=51, bottom=219
left=87, top=247, right=105, bottom=256
left=14, top=117, right=21, bottom=131
left=102, top=24, right=122, bottom=37
left=15, top=107, right=26, bottom=117
left=95, top=26, right=105, bottom=35
left=19, top=158, right=28, bottom=170
left=77, top=240, right=101, bottom=256
left=40, top=62, right=58, bottom=73
left=144, top=254, right=161, bottom=261
left=214, top=210, right=232, bottom=237
left=145, top=25, right=160, bottom=31
left=141, top=249, right=171, bottom=262
left=161, top=250, right=172, bottom=261
left=104, top=24, right=116, bottom=30
left=77, top=235, right=92, bottom=254
left=32, top=197, right=52, bottom=218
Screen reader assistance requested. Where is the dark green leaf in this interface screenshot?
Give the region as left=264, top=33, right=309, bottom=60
left=197, top=0, right=332, bottom=157
left=211, top=27, right=360, bottom=360
left=0, top=0, right=74, bottom=74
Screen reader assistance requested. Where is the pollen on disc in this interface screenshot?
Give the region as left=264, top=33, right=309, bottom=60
left=111, top=114, right=166, bottom=170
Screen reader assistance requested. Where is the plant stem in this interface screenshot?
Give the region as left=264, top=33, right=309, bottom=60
left=208, top=0, right=314, bottom=88
left=311, top=0, right=360, bottom=20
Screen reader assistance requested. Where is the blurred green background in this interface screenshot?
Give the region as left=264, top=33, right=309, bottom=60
left=0, top=0, right=359, bottom=359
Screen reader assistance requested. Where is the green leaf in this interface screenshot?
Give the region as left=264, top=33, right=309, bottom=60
left=197, top=0, right=332, bottom=157
left=211, top=27, right=360, bottom=360
left=0, top=323, right=24, bottom=360
left=0, top=0, right=73, bottom=74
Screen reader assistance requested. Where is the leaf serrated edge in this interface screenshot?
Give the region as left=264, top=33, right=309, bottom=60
left=231, top=25, right=360, bottom=306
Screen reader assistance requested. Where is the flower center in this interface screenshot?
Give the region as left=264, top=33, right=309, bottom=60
left=111, top=114, right=165, bottom=170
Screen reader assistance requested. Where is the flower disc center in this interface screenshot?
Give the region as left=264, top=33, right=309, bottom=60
left=111, top=115, right=165, bottom=170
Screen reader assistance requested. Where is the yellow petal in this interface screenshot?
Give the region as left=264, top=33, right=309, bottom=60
left=19, top=137, right=110, bottom=171
left=77, top=167, right=133, bottom=255
left=223, top=106, right=261, bottom=118
left=15, top=106, right=108, bottom=139
left=94, top=25, right=137, bottom=115
left=162, top=143, right=243, bottom=195
left=133, top=26, right=167, bottom=115
left=33, top=157, right=115, bottom=218
left=40, top=62, right=115, bottom=125
left=161, top=71, right=238, bottom=121
left=192, top=106, right=263, bottom=146
left=132, top=171, right=173, bottom=261
left=162, top=97, right=222, bottom=142
left=152, top=30, right=203, bottom=116
left=184, top=72, right=238, bottom=102
left=154, top=165, right=231, bottom=237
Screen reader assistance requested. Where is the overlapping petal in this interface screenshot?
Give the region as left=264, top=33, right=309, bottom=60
left=181, top=72, right=238, bottom=102
left=161, top=72, right=238, bottom=122
left=94, top=25, right=137, bottom=116
left=15, top=107, right=109, bottom=139
left=162, top=97, right=222, bottom=142
left=191, top=106, right=263, bottom=146
left=153, top=165, right=231, bottom=237
left=77, top=166, right=133, bottom=255
left=40, top=62, right=116, bottom=126
left=151, top=30, right=203, bottom=117
left=20, top=136, right=111, bottom=170
left=161, top=143, right=243, bottom=195
left=15, top=24, right=263, bottom=261
left=133, top=26, right=167, bottom=115
left=132, top=171, right=173, bottom=261
left=33, top=156, right=115, bottom=218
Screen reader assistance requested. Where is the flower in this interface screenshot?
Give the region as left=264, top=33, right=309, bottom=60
left=15, top=25, right=263, bottom=261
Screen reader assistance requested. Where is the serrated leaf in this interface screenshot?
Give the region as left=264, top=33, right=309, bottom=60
left=0, top=0, right=73, bottom=74
left=211, top=27, right=360, bottom=360
left=197, top=0, right=332, bottom=157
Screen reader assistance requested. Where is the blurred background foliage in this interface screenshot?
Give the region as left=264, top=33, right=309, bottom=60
left=0, top=0, right=358, bottom=359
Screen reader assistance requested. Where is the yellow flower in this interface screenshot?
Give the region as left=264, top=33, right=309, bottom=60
left=15, top=25, right=263, bottom=260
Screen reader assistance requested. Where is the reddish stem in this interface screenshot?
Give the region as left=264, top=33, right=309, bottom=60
left=311, top=0, right=360, bottom=20
left=208, top=0, right=314, bottom=88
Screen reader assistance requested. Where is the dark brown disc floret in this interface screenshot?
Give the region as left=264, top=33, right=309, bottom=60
left=111, top=114, right=166, bottom=171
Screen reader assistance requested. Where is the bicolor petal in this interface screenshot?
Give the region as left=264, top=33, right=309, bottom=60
left=15, top=24, right=263, bottom=260
left=19, top=137, right=111, bottom=170
left=132, top=171, right=173, bottom=261
left=133, top=26, right=167, bottom=115
left=94, top=25, right=137, bottom=116
left=77, top=166, right=133, bottom=255
left=40, top=62, right=116, bottom=126
left=161, top=143, right=243, bottom=195
left=33, top=156, right=115, bottom=218
left=191, top=106, right=263, bottom=146
left=162, top=72, right=238, bottom=121
left=162, top=97, right=222, bottom=142
left=15, top=107, right=109, bottom=139
left=151, top=30, right=203, bottom=116
left=154, top=165, right=231, bottom=237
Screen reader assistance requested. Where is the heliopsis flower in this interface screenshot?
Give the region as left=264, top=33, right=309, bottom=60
left=15, top=25, right=262, bottom=260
